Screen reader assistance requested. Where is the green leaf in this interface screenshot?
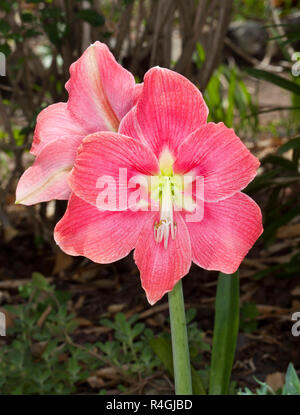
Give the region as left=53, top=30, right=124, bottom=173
left=245, top=169, right=282, bottom=194
left=245, top=67, right=300, bottom=95
left=41, top=7, right=64, bottom=19
left=278, top=137, right=300, bottom=155
left=132, top=323, right=145, bottom=339
left=194, top=42, right=206, bottom=70
left=209, top=272, right=239, bottom=395
left=43, top=22, right=68, bottom=46
left=32, top=272, right=52, bottom=292
left=262, top=154, right=298, bottom=171
left=263, top=206, right=300, bottom=243
left=150, top=336, right=174, bottom=377
left=76, top=9, right=105, bottom=26
left=21, top=12, right=34, bottom=23
left=271, top=31, right=300, bottom=46
left=0, top=0, right=13, bottom=12
left=240, top=302, right=259, bottom=333
left=0, top=20, right=10, bottom=34
left=0, top=43, right=10, bottom=56
left=283, top=363, right=300, bottom=395
left=191, top=367, right=207, bottom=395
left=8, top=33, right=23, bottom=42
left=253, top=257, right=300, bottom=280
left=185, top=308, right=197, bottom=324
left=99, top=318, right=115, bottom=329
left=225, top=66, right=236, bottom=127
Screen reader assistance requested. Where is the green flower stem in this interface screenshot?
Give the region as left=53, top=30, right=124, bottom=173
left=168, top=280, right=192, bottom=395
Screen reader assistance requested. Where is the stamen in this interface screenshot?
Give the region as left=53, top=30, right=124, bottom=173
left=153, top=177, right=177, bottom=249
left=154, top=220, right=177, bottom=249
left=152, top=151, right=193, bottom=249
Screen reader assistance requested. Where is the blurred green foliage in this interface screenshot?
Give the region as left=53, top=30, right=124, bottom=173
left=233, top=0, right=267, bottom=20
left=204, top=64, right=259, bottom=135
left=0, top=0, right=105, bottom=54
left=242, top=11, right=300, bottom=280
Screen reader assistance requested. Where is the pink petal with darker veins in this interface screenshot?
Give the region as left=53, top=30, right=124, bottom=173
left=134, top=212, right=192, bottom=305
left=16, top=136, right=82, bottom=205
left=30, top=103, right=89, bottom=156
left=174, top=122, right=260, bottom=202
left=119, top=67, right=208, bottom=159
left=133, top=82, right=143, bottom=105
left=20, top=42, right=141, bottom=206
left=54, top=193, right=149, bottom=264
left=186, top=192, right=263, bottom=274
left=66, top=41, right=138, bottom=132
left=69, top=131, right=159, bottom=210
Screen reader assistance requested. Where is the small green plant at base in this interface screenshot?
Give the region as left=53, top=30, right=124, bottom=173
left=4, top=274, right=295, bottom=395
left=98, top=312, right=160, bottom=377
left=1, top=273, right=196, bottom=394
left=0, top=273, right=101, bottom=394
left=0, top=274, right=212, bottom=394
left=238, top=363, right=300, bottom=395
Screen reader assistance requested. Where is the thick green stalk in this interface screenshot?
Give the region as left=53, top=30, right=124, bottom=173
left=209, top=271, right=240, bottom=395
left=168, top=280, right=192, bottom=395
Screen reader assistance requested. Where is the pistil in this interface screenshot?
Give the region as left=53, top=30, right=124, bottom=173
left=153, top=176, right=177, bottom=249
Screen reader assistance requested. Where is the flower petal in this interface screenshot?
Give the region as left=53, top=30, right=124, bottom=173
left=119, top=67, right=208, bottom=158
left=16, top=137, right=81, bottom=205
left=54, top=193, right=149, bottom=263
left=133, top=82, right=143, bottom=105
left=66, top=41, right=137, bottom=132
left=134, top=212, right=192, bottom=305
left=186, top=192, right=263, bottom=274
left=174, top=122, right=260, bottom=202
left=69, top=132, right=159, bottom=210
left=30, top=103, right=89, bottom=156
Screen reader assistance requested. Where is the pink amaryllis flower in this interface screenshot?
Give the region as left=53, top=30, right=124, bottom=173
left=54, top=67, right=263, bottom=305
left=16, top=41, right=141, bottom=205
